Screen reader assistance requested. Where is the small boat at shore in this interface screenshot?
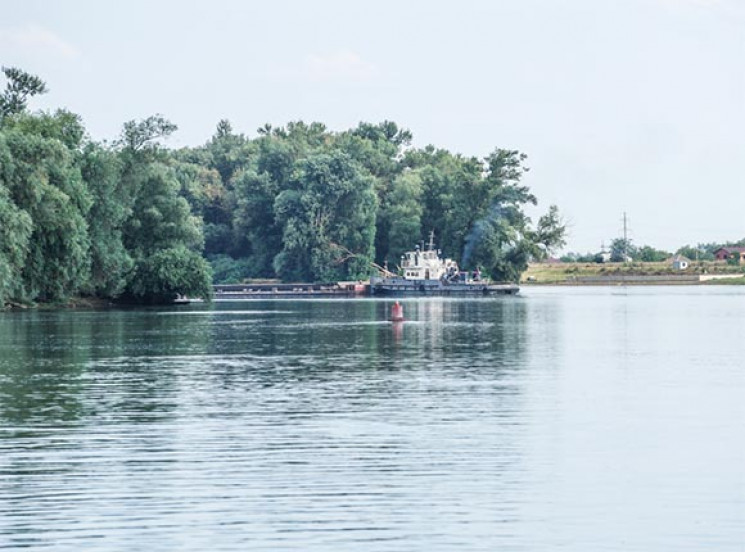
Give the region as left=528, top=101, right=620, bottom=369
left=370, top=233, right=519, bottom=297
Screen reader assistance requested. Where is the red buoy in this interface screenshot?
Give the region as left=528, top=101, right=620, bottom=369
left=391, top=301, right=404, bottom=322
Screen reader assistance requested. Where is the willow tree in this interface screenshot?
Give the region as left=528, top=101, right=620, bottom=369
left=0, top=70, right=94, bottom=303
left=117, top=116, right=212, bottom=303
left=0, top=128, right=91, bottom=302
left=0, top=183, right=32, bottom=305
left=80, top=143, right=133, bottom=297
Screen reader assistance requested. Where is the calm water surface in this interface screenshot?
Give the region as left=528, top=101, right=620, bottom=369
left=1, top=287, right=743, bottom=551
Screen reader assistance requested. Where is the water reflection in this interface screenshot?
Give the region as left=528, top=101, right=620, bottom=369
left=0, top=309, right=214, bottom=429
left=0, top=298, right=533, bottom=550
left=1, top=291, right=742, bottom=550
left=0, top=312, right=89, bottom=427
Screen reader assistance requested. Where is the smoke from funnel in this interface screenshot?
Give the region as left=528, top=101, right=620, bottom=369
left=461, top=204, right=505, bottom=267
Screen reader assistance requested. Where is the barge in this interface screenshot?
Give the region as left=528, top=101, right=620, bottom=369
left=213, top=281, right=367, bottom=300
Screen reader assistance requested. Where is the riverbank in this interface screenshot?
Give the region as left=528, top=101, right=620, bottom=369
left=3, top=296, right=117, bottom=311
left=521, top=262, right=745, bottom=285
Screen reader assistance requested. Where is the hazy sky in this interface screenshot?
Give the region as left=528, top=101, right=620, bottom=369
left=2, top=0, right=744, bottom=253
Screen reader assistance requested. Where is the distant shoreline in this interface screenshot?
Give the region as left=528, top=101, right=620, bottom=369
left=522, top=278, right=745, bottom=287
left=521, top=261, right=745, bottom=286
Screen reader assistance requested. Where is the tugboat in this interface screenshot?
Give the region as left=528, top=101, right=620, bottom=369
left=370, top=232, right=519, bottom=296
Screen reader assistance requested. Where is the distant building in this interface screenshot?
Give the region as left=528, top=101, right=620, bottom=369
left=671, top=255, right=690, bottom=270
left=597, top=251, right=611, bottom=263
left=713, top=247, right=745, bottom=262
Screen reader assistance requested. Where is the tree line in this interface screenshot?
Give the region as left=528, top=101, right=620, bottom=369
left=561, top=238, right=745, bottom=264
left=0, top=67, right=566, bottom=306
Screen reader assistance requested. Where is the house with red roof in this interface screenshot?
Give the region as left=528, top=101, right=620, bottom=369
left=713, top=247, right=745, bottom=262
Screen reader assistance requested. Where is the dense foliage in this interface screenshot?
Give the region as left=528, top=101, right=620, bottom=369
left=177, top=123, right=566, bottom=284
left=0, top=68, right=567, bottom=306
left=0, top=68, right=212, bottom=305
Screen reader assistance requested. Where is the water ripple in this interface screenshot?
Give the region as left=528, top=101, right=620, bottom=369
left=1, top=291, right=743, bottom=550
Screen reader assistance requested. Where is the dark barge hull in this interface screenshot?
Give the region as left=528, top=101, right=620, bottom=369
left=370, top=278, right=519, bottom=296
left=213, top=282, right=367, bottom=300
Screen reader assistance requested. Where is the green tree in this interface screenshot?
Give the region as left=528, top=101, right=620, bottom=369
left=534, top=205, right=567, bottom=260
left=636, top=245, right=671, bottom=262
left=232, top=169, right=282, bottom=275
left=2, top=109, right=85, bottom=149
left=117, top=116, right=211, bottom=302
left=206, top=119, right=253, bottom=184
left=382, top=170, right=423, bottom=265
left=123, top=163, right=203, bottom=256
left=207, top=254, right=253, bottom=284
left=676, top=245, right=713, bottom=262
left=273, top=151, right=377, bottom=281
left=118, top=115, right=177, bottom=152
left=464, top=204, right=535, bottom=281
left=460, top=150, right=546, bottom=281
left=173, top=161, right=226, bottom=228
left=338, top=121, right=411, bottom=262
left=0, top=183, right=32, bottom=304
left=0, top=129, right=91, bottom=302
left=560, top=251, right=600, bottom=263
left=80, top=144, right=133, bottom=297
left=0, top=68, right=569, bottom=298
left=127, top=246, right=212, bottom=304
left=404, top=147, right=481, bottom=259
left=0, top=67, right=48, bottom=120
left=610, top=238, right=636, bottom=262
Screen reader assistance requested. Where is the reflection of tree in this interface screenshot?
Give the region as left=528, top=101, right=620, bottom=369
left=0, top=308, right=212, bottom=429
left=0, top=299, right=545, bottom=550
left=0, top=312, right=88, bottom=427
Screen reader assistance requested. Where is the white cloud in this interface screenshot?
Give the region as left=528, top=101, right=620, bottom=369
left=303, top=51, right=379, bottom=83
left=0, top=24, right=79, bottom=60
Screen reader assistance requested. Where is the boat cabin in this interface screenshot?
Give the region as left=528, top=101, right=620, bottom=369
left=400, top=244, right=459, bottom=281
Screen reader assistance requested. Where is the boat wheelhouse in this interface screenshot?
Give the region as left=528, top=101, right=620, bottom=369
left=370, top=233, right=518, bottom=296
left=400, top=244, right=458, bottom=281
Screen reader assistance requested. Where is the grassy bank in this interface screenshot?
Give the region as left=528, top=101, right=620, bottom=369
left=521, top=262, right=745, bottom=285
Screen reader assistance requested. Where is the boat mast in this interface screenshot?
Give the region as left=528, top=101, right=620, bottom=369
left=428, top=230, right=435, bottom=251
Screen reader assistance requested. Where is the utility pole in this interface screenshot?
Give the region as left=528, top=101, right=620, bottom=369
left=622, top=212, right=629, bottom=261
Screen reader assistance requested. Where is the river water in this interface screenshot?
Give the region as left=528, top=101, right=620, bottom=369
left=0, top=287, right=743, bottom=551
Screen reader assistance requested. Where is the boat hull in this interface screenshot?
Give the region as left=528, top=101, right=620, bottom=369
left=370, top=277, right=519, bottom=296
